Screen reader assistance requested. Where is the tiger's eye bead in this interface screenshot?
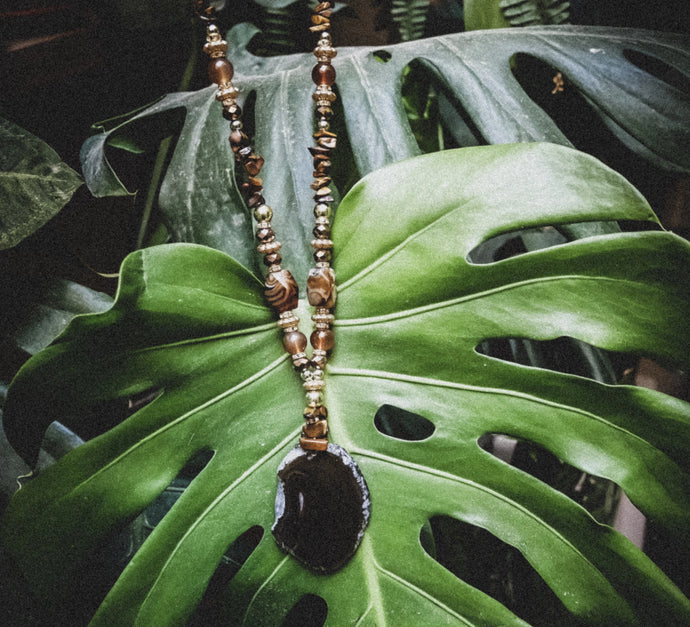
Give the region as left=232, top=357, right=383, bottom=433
left=265, top=269, right=299, bottom=313
left=208, top=58, right=234, bottom=84
left=307, top=267, right=336, bottom=308
left=311, top=329, right=335, bottom=351
left=283, top=331, right=308, bottom=354
left=312, top=63, right=336, bottom=86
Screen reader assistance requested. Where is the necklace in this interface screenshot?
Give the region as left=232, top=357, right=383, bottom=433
left=194, top=1, right=370, bottom=574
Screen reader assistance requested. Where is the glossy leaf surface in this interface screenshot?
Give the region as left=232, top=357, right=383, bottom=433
left=4, top=143, right=690, bottom=625
left=0, top=118, right=83, bottom=250
left=81, top=26, right=690, bottom=280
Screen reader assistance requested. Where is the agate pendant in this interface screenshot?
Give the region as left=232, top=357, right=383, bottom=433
left=272, top=444, right=371, bottom=573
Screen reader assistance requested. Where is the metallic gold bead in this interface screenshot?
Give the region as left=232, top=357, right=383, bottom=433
left=254, top=204, right=273, bottom=222
left=230, top=119, right=243, bottom=130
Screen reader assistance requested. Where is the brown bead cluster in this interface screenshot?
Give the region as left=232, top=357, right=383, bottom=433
left=200, top=4, right=339, bottom=453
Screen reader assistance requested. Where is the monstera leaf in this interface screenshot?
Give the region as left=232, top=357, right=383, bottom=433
left=81, top=25, right=690, bottom=281
left=3, top=143, right=690, bottom=624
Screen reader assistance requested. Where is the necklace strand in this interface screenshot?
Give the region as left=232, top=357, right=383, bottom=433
left=197, top=2, right=338, bottom=452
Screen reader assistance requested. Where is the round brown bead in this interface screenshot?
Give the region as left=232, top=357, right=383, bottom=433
left=311, top=329, right=335, bottom=352
left=208, top=58, right=234, bottom=85
left=283, top=331, right=308, bottom=354
left=312, top=63, right=336, bottom=86
left=229, top=130, right=249, bottom=150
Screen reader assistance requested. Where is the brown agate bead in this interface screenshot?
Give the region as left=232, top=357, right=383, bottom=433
left=283, top=331, right=308, bottom=354
left=311, top=329, right=335, bottom=352
left=208, top=58, right=233, bottom=84
left=307, top=267, right=336, bottom=308
left=312, top=63, right=336, bottom=86
left=265, top=269, right=299, bottom=313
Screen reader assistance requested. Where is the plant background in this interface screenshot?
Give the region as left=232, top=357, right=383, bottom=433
left=1, top=1, right=689, bottom=624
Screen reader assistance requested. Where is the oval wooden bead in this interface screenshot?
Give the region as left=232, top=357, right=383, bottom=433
left=265, top=269, right=299, bottom=313
left=312, top=63, right=336, bottom=86
left=283, top=331, right=308, bottom=354
left=307, top=267, right=336, bottom=308
left=311, top=329, right=334, bottom=352
left=208, top=58, right=234, bottom=84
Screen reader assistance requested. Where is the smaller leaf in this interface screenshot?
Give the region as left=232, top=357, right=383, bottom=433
left=0, top=118, right=83, bottom=250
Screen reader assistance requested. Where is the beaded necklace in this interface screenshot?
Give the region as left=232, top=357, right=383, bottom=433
left=194, top=1, right=370, bottom=574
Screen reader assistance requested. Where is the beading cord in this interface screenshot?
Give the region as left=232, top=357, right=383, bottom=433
left=197, top=2, right=338, bottom=452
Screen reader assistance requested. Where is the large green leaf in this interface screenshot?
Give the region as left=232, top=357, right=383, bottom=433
left=0, top=118, right=83, bottom=250
left=4, top=143, right=690, bottom=624
left=81, top=26, right=690, bottom=279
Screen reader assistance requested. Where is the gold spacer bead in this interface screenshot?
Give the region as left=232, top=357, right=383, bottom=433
left=278, top=312, right=299, bottom=330
left=303, top=378, right=326, bottom=391
left=257, top=241, right=282, bottom=255
left=216, top=83, right=239, bottom=102
left=311, top=238, right=334, bottom=250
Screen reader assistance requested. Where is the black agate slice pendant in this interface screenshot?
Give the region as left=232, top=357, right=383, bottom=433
left=272, top=444, right=371, bottom=573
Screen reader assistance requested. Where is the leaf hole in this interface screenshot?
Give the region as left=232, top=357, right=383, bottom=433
left=143, top=448, right=215, bottom=528
left=189, top=526, right=265, bottom=625
left=467, top=220, right=661, bottom=265
left=374, top=404, right=435, bottom=441
left=401, top=59, right=486, bottom=153
left=479, top=435, right=623, bottom=525
left=282, top=594, right=328, bottom=627
left=622, top=49, right=690, bottom=95
left=421, top=515, right=579, bottom=625
left=475, top=336, right=633, bottom=382
left=372, top=49, right=392, bottom=63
